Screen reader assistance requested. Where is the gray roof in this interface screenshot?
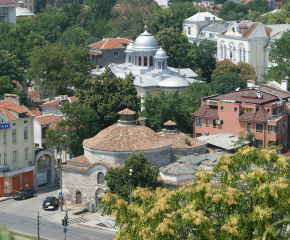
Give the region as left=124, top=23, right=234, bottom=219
left=201, top=22, right=228, bottom=33
left=159, top=152, right=226, bottom=175
left=198, top=133, right=249, bottom=150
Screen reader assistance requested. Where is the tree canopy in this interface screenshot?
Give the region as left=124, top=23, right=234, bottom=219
left=104, top=153, right=163, bottom=202
left=77, top=67, right=139, bottom=129
left=101, top=146, right=290, bottom=239
left=219, top=1, right=249, bottom=21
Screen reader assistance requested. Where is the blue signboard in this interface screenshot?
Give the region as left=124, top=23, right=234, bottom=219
left=64, top=228, right=67, bottom=233
left=0, top=123, right=10, bottom=129
left=59, top=192, right=62, bottom=198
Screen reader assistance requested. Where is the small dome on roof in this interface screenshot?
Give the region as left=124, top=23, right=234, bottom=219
left=125, top=42, right=134, bottom=52
left=154, top=47, right=168, bottom=58
left=133, top=27, right=158, bottom=50
left=16, top=6, right=35, bottom=16
left=159, top=76, right=189, bottom=88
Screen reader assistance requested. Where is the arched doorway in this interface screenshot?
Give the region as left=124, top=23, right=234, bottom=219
left=37, top=154, right=52, bottom=188
left=76, top=191, right=82, bottom=204
left=95, top=188, right=105, bottom=209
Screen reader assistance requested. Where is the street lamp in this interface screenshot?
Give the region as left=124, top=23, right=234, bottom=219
left=58, top=148, right=63, bottom=211
left=129, top=169, right=132, bottom=204
left=37, top=208, right=43, bottom=240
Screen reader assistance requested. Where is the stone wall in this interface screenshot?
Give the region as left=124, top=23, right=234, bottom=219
left=84, top=146, right=171, bottom=168
left=170, top=145, right=207, bottom=163
left=62, top=164, right=107, bottom=207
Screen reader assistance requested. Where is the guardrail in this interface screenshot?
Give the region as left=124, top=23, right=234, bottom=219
left=266, top=110, right=285, bottom=121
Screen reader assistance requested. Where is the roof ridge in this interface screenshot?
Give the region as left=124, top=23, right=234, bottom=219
left=101, top=39, right=109, bottom=50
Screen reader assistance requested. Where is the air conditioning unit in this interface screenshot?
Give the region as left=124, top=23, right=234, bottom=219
left=29, top=160, right=34, bottom=166
left=204, top=131, right=209, bottom=135
left=216, top=120, right=220, bottom=124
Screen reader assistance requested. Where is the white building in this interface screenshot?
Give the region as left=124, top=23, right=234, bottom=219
left=0, top=0, right=17, bottom=24
left=154, top=0, right=172, bottom=8
left=16, top=1, right=34, bottom=17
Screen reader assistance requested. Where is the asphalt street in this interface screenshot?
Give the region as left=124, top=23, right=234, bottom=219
left=0, top=186, right=115, bottom=240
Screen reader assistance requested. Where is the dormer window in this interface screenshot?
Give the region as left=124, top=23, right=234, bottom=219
left=19, top=113, right=26, bottom=118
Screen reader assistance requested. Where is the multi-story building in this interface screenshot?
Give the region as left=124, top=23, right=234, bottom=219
left=0, top=94, right=35, bottom=197
left=0, top=0, right=17, bottom=24
left=16, top=0, right=33, bottom=13
left=192, top=80, right=290, bottom=149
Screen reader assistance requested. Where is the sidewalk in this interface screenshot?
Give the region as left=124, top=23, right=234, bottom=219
left=0, top=196, right=13, bottom=202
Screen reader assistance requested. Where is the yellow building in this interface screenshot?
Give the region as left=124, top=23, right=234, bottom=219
left=0, top=94, right=35, bottom=197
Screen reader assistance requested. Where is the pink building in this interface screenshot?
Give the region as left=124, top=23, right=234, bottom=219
left=192, top=81, right=290, bottom=149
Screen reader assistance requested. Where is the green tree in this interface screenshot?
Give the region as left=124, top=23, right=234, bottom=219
left=246, top=10, right=262, bottom=22
left=34, top=0, right=47, bottom=13
left=0, top=76, right=13, bottom=98
left=59, top=25, right=91, bottom=46
left=211, top=72, right=247, bottom=95
left=61, top=1, right=82, bottom=25
left=264, top=30, right=290, bottom=84
left=46, top=101, right=100, bottom=156
left=214, top=0, right=227, bottom=4
left=262, top=9, right=290, bottom=24
left=28, top=42, right=95, bottom=97
left=101, top=146, right=290, bottom=239
left=77, top=67, right=139, bottom=129
left=103, top=153, right=163, bottom=202
left=148, top=2, right=198, bottom=34
left=191, top=40, right=216, bottom=83
left=246, top=0, right=272, bottom=13
left=156, top=27, right=199, bottom=71
left=141, top=91, right=193, bottom=134
left=219, top=1, right=249, bottom=21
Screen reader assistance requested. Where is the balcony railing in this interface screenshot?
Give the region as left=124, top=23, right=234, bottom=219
left=267, top=110, right=285, bottom=121
left=0, top=12, right=8, bottom=16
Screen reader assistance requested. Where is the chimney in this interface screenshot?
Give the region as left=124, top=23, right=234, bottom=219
left=257, top=90, right=262, bottom=99
left=4, top=94, right=21, bottom=106
left=247, top=80, right=255, bottom=88
left=102, top=37, right=106, bottom=41
left=139, top=77, right=142, bottom=83
left=281, top=80, right=288, bottom=91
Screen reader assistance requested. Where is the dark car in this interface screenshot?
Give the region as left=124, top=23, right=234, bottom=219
left=43, top=196, right=59, bottom=210
left=13, top=188, right=36, bottom=200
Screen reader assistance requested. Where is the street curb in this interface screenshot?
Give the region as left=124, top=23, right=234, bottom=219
left=0, top=197, right=13, bottom=202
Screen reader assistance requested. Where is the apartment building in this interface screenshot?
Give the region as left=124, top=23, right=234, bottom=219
left=0, top=0, right=17, bottom=24
left=192, top=80, right=290, bottom=148
left=0, top=94, right=35, bottom=197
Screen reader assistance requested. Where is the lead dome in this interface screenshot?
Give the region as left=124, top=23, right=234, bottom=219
left=133, top=29, right=158, bottom=50
left=159, top=76, right=189, bottom=88
left=154, top=47, right=168, bottom=58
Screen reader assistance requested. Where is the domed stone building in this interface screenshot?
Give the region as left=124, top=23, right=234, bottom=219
left=91, top=27, right=200, bottom=108
left=16, top=1, right=34, bottom=17
left=62, top=109, right=206, bottom=207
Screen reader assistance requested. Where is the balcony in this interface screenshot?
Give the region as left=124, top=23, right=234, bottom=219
left=267, top=110, right=286, bottom=121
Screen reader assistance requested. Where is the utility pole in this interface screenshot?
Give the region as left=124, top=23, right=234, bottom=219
left=37, top=208, right=42, bottom=240
left=129, top=169, right=132, bottom=204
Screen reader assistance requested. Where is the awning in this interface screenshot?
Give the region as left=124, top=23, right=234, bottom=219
left=88, top=52, right=102, bottom=56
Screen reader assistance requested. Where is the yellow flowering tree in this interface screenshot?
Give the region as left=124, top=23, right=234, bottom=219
left=100, top=147, right=290, bottom=239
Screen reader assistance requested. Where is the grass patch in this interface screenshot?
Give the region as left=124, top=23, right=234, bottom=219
left=11, top=231, right=47, bottom=240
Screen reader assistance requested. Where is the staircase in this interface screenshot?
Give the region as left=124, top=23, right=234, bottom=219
left=67, top=216, right=90, bottom=225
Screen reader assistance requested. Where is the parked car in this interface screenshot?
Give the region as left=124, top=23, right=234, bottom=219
left=13, top=188, right=36, bottom=200
left=43, top=196, right=59, bottom=210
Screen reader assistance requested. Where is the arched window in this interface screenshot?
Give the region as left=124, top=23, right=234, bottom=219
left=239, top=44, right=245, bottom=62
left=76, top=191, right=82, bottom=204
left=220, top=42, right=224, bottom=60
left=135, top=56, right=137, bottom=66
left=144, top=56, right=148, bottom=66
left=97, top=172, right=105, bottom=185
left=129, top=55, right=131, bottom=63
left=158, top=62, right=161, bottom=69
left=139, top=56, right=142, bottom=66
left=243, top=49, right=246, bottom=62
left=150, top=56, right=153, bottom=66
left=188, top=27, right=191, bottom=35
left=229, top=42, right=234, bottom=61
left=162, top=61, right=165, bottom=69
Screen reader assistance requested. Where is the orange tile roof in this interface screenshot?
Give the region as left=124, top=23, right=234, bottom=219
left=42, top=96, right=78, bottom=108
left=11, top=80, right=23, bottom=90
left=31, top=109, right=41, bottom=116
left=88, top=38, right=132, bottom=50
left=49, top=116, right=63, bottom=130
left=0, top=100, right=32, bottom=121
left=83, top=124, right=171, bottom=152
left=28, top=91, right=42, bottom=103
left=35, top=114, right=63, bottom=127
left=118, top=108, right=135, bottom=115
left=66, top=155, right=91, bottom=165
left=63, top=159, right=112, bottom=171
left=164, top=120, right=176, bottom=126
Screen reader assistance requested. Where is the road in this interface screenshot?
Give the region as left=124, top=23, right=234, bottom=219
left=0, top=186, right=115, bottom=240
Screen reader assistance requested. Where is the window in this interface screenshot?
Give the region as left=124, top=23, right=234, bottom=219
left=42, top=128, right=46, bottom=139
left=114, top=51, right=119, bottom=57
left=12, top=130, right=16, bottom=143
left=25, top=148, right=28, bottom=161
left=42, top=143, right=46, bottom=149
left=3, top=153, right=6, bottom=166
left=24, top=127, right=28, bottom=140
left=188, top=27, right=191, bottom=35
left=135, top=56, right=137, bottom=66
left=144, top=56, right=147, bottom=66
left=243, top=108, right=254, bottom=113
left=30, top=5, right=32, bottom=10
left=24, top=120, right=27, bottom=123
left=206, top=119, right=210, bottom=127
left=3, top=132, right=5, bottom=144
left=234, top=107, right=237, bottom=113
left=256, top=124, right=263, bottom=133
left=13, top=151, right=17, bottom=164
left=97, top=172, right=105, bottom=185
left=209, top=105, right=218, bottom=109
left=25, top=0, right=27, bottom=3
left=129, top=55, right=131, bottom=63
left=268, top=125, right=279, bottom=134
left=139, top=56, right=142, bottom=66
left=284, top=120, right=286, bottom=129
left=196, top=133, right=202, bottom=137
left=256, top=139, right=263, bottom=148
left=220, top=120, right=224, bottom=125
left=220, top=106, right=224, bottom=111
left=196, top=118, right=202, bottom=127
left=150, top=56, right=153, bottom=66
left=76, top=191, right=82, bottom=204
left=267, top=109, right=270, bottom=113
left=213, top=120, right=217, bottom=128
left=247, top=123, right=252, bottom=131
left=35, top=143, right=39, bottom=147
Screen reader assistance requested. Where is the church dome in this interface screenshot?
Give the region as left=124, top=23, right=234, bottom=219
left=125, top=42, right=134, bottom=52
left=83, top=108, right=171, bottom=152
left=159, top=76, right=189, bottom=88
left=16, top=6, right=35, bottom=16
left=154, top=47, right=168, bottom=58
left=133, top=28, right=158, bottom=50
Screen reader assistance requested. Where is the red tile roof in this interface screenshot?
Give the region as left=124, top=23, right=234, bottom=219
left=42, top=96, right=78, bottom=108
left=66, top=155, right=91, bottom=165
left=118, top=108, right=135, bottom=115
left=238, top=105, right=268, bottom=122
left=0, top=100, right=32, bottom=121
left=88, top=38, right=132, bottom=50
left=260, top=85, right=290, bottom=99
left=83, top=125, right=171, bottom=152
left=164, top=120, right=176, bottom=126
left=0, top=0, right=17, bottom=4
left=87, top=52, right=102, bottom=56
left=28, top=91, right=42, bottom=103
left=63, top=159, right=112, bottom=171
left=242, top=23, right=259, bottom=38
left=35, top=114, right=62, bottom=127
left=11, top=80, right=23, bottom=89
left=192, top=104, right=218, bottom=118
left=31, top=109, right=41, bottom=116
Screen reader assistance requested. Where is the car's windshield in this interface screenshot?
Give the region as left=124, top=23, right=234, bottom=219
left=18, top=190, right=26, bottom=193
